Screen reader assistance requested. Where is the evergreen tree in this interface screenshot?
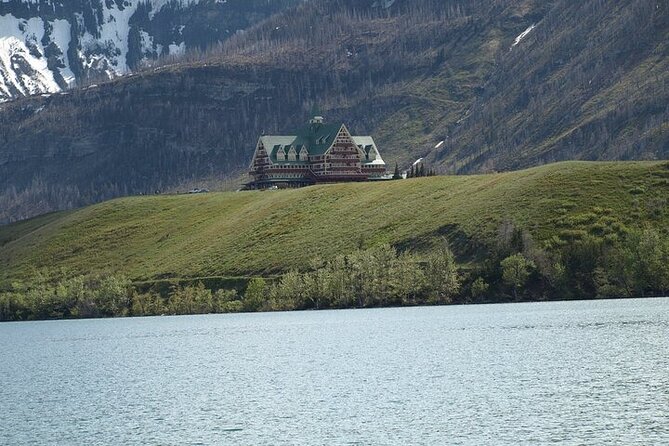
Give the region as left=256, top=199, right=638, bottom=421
left=419, top=164, right=425, bottom=177
left=392, top=162, right=401, bottom=180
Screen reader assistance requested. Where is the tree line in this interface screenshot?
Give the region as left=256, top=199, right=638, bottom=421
left=0, top=243, right=460, bottom=321
left=468, top=223, right=669, bottom=303
left=1, top=224, right=667, bottom=322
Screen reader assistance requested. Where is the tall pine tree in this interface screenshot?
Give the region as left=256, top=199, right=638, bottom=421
left=393, top=162, right=401, bottom=180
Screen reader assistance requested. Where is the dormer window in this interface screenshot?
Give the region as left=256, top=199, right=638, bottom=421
left=276, top=146, right=286, bottom=161
left=299, top=147, right=309, bottom=161
left=287, top=146, right=297, bottom=161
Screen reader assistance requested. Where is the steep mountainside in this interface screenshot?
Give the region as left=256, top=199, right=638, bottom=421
left=0, top=0, right=300, bottom=101
left=0, top=0, right=667, bottom=223
left=429, top=0, right=669, bottom=172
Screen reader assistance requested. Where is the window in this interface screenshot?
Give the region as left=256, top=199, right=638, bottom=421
left=276, top=147, right=286, bottom=161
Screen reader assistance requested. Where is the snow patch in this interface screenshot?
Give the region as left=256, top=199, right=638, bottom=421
left=76, top=1, right=196, bottom=75
left=140, top=30, right=155, bottom=57
left=49, top=19, right=75, bottom=86
left=0, top=14, right=61, bottom=99
left=372, top=0, right=396, bottom=9
left=96, top=1, right=140, bottom=73
left=168, top=42, right=186, bottom=56
left=0, top=0, right=202, bottom=99
left=148, top=0, right=198, bottom=19
left=511, top=24, right=536, bottom=48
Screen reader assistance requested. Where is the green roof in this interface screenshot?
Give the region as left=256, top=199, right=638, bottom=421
left=258, top=120, right=385, bottom=166
left=295, top=122, right=342, bottom=155
left=261, top=121, right=343, bottom=164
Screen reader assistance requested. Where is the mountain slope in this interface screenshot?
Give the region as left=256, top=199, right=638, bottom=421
left=430, top=0, right=669, bottom=172
left=1, top=161, right=667, bottom=284
left=0, top=0, right=667, bottom=224
left=0, top=0, right=301, bottom=101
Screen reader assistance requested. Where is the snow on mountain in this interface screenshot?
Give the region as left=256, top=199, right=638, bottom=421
left=511, top=24, right=536, bottom=48
left=0, top=14, right=68, bottom=98
left=0, top=0, right=297, bottom=102
left=0, top=0, right=198, bottom=102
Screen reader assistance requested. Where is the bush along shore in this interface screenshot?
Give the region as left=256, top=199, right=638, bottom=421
left=1, top=223, right=668, bottom=322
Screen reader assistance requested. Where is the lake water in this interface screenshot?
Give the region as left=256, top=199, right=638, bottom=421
left=1, top=298, right=668, bottom=445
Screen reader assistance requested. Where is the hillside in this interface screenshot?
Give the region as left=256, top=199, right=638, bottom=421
left=430, top=0, right=669, bottom=172
left=0, top=0, right=667, bottom=224
left=1, top=161, right=667, bottom=286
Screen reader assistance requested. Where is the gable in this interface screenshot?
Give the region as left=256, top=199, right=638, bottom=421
left=335, top=124, right=354, bottom=144
left=249, top=138, right=267, bottom=169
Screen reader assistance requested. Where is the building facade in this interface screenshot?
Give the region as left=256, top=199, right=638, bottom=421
left=247, top=116, right=387, bottom=189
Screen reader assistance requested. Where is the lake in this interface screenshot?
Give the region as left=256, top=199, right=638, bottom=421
left=1, top=298, right=668, bottom=445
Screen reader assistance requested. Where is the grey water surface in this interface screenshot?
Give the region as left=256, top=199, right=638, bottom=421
left=1, top=298, right=668, bottom=445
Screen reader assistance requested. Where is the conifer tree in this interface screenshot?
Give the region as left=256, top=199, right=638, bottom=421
left=393, top=162, right=401, bottom=180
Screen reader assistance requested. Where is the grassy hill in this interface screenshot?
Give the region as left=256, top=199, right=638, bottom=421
left=1, top=161, right=667, bottom=286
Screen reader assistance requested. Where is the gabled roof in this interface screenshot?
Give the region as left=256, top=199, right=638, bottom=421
left=353, top=136, right=386, bottom=165
left=258, top=118, right=385, bottom=166
left=260, top=136, right=297, bottom=150
left=259, top=136, right=301, bottom=164
left=261, top=122, right=342, bottom=163
left=295, top=122, right=342, bottom=156
left=352, top=136, right=375, bottom=149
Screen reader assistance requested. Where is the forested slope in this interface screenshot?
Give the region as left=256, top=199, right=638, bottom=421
left=431, top=0, right=669, bottom=172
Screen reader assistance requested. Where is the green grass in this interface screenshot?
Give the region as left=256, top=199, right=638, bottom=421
left=1, top=161, right=667, bottom=285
